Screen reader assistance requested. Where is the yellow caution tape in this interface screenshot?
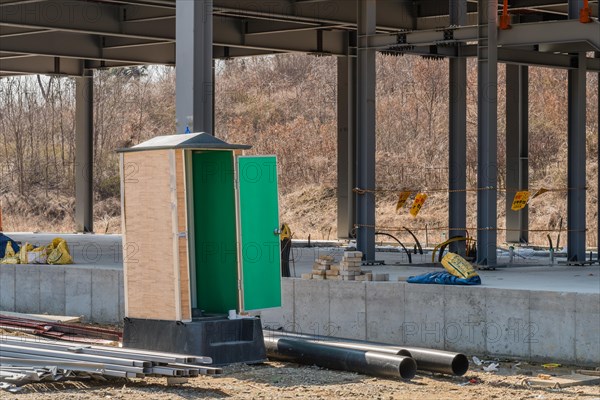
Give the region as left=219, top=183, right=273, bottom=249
left=511, top=191, right=530, bottom=211
left=395, top=191, right=412, bottom=212
left=532, top=188, right=549, bottom=199
left=409, top=193, right=428, bottom=217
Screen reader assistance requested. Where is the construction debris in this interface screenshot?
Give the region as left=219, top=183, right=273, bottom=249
left=0, top=313, right=121, bottom=343
left=0, top=336, right=220, bottom=391
left=301, top=252, right=390, bottom=282
left=522, top=373, right=600, bottom=389
left=0, top=311, right=82, bottom=324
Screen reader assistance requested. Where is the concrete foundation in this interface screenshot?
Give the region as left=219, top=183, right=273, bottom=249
left=1, top=233, right=598, bottom=365
left=0, top=263, right=123, bottom=325
left=262, top=279, right=600, bottom=366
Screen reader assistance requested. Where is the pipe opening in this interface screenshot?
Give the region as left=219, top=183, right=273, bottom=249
left=451, top=354, right=469, bottom=376
left=397, top=349, right=412, bottom=357
left=399, top=357, right=417, bottom=380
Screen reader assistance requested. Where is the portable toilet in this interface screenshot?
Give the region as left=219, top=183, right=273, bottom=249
left=117, top=133, right=281, bottom=364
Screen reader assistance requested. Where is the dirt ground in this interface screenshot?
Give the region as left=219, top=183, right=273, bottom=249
left=4, top=359, right=599, bottom=400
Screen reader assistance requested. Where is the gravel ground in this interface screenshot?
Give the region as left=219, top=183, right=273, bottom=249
left=4, top=360, right=599, bottom=400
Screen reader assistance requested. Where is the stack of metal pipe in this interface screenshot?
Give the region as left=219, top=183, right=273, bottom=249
left=264, top=329, right=469, bottom=380
left=0, top=337, right=220, bottom=391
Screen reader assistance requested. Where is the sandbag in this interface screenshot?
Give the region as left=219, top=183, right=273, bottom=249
left=18, top=243, right=34, bottom=264
left=46, top=237, right=73, bottom=265
left=441, top=252, right=478, bottom=279
left=27, top=246, right=48, bottom=264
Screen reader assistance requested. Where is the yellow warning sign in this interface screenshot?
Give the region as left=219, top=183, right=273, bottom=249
left=532, top=188, right=549, bottom=199
left=396, top=191, right=412, bottom=212
left=511, top=191, right=530, bottom=211
left=410, top=193, right=428, bottom=217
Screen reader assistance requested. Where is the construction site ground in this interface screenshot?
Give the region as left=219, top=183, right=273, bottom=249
left=3, top=357, right=599, bottom=400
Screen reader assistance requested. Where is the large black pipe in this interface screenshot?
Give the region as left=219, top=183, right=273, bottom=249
left=264, top=336, right=417, bottom=380
left=265, top=330, right=469, bottom=376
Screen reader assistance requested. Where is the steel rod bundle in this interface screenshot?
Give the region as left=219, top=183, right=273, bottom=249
left=265, top=329, right=469, bottom=376
left=0, top=337, right=221, bottom=391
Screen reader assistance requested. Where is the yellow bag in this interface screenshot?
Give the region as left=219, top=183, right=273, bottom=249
left=4, top=241, right=16, bottom=258
left=18, top=243, right=34, bottom=264
left=47, top=238, right=73, bottom=265
left=0, top=256, right=19, bottom=264
left=441, top=252, right=478, bottom=279
left=27, top=246, right=48, bottom=264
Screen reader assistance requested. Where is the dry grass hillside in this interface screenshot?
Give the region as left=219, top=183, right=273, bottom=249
left=0, top=54, right=598, bottom=248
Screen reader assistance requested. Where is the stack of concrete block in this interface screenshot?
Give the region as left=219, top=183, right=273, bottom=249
left=337, top=251, right=363, bottom=281
left=302, top=255, right=335, bottom=280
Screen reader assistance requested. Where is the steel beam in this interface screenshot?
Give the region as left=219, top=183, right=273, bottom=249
left=448, top=0, right=468, bottom=255
left=337, top=34, right=357, bottom=239
left=505, top=64, right=529, bottom=244
left=175, top=0, right=213, bottom=134
left=476, top=0, right=498, bottom=267
left=0, top=55, right=83, bottom=75
left=368, top=19, right=600, bottom=52
left=75, top=69, right=93, bottom=233
left=356, top=0, right=376, bottom=261
left=567, top=1, right=587, bottom=262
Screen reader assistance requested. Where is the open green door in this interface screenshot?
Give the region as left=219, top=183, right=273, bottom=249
left=237, top=156, right=282, bottom=311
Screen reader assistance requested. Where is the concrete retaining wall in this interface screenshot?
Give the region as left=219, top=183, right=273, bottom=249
left=2, top=265, right=597, bottom=366
left=0, top=264, right=124, bottom=325
left=261, top=279, right=600, bottom=366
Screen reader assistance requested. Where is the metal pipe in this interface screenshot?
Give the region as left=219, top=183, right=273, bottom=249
left=265, top=330, right=469, bottom=376
left=264, top=336, right=417, bottom=380
left=2, top=337, right=211, bottom=364
left=0, top=343, right=150, bottom=368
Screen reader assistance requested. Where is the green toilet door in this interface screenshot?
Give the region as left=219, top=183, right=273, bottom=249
left=236, top=156, right=282, bottom=312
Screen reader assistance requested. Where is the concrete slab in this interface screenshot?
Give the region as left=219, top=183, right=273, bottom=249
left=403, top=283, right=445, bottom=349
left=261, top=278, right=294, bottom=331
left=329, top=281, right=366, bottom=340
left=91, top=269, right=120, bottom=324
left=65, top=268, right=92, bottom=320
left=14, top=265, right=40, bottom=314
left=294, top=278, right=329, bottom=336
left=0, top=264, right=16, bottom=311
left=529, top=291, right=577, bottom=363
left=443, top=285, right=486, bottom=354
left=574, top=293, right=600, bottom=365
left=40, top=266, right=66, bottom=316
left=366, top=282, right=404, bottom=344
left=485, top=289, right=531, bottom=359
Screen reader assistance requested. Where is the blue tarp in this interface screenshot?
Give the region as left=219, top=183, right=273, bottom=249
left=0, top=233, right=20, bottom=258
left=407, top=271, right=481, bottom=286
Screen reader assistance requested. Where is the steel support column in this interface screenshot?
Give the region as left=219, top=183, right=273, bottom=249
left=567, top=1, right=587, bottom=262
left=505, top=64, right=529, bottom=244
left=175, top=0, right=213, bottom=134
left=337, top=33, right=357, bottom=239
left=597, top=51, right=600, bottom=262
left=75, top=69, right=94, bottom=233
left=448, top=0, right=468, bottom=255
left=356, top=0, right=376, bottom=260
left=476, top=0, right=498, bottom=266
